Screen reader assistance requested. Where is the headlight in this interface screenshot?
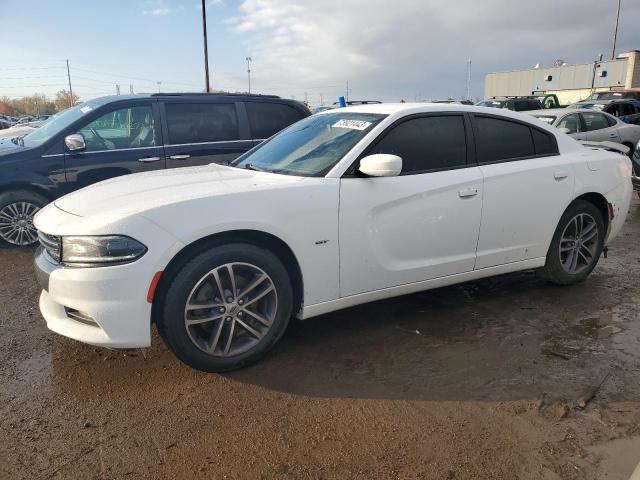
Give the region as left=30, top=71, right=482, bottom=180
left=61, top=235, right=147, bottom=266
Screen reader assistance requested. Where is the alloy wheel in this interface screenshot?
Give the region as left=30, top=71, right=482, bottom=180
left=184, top=262, right=278, bottom=357
left=559, top=212, right=599, bottom=275
left=0, top=202, right=40, bottom=246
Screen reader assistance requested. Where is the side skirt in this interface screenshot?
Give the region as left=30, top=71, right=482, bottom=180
left=300, top=257, right=546, bottom=320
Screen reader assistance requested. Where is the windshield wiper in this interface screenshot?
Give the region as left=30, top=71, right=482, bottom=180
left=243, top=163, right=269, bottom=172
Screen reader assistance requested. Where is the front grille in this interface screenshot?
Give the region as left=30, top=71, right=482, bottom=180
left=38, top=231, right=61, bottom=263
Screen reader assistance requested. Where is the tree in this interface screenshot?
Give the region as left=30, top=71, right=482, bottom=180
left=0, top=97, right=14, bottom=116
left=12, top=94, right=56, bottom=116
left=54, top=89, right=80, bottom=111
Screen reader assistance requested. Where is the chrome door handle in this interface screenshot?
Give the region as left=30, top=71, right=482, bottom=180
left=554, top=171, right=569, bottom=180
left=458, top=188, right=478, bottom=198
left=169, top=154, right=191, bottom=160
left=138, top=156, right=161, bottom=163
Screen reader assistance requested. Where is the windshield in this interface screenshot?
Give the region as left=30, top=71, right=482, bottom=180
left=568, top=103, right=604, bottom=111
left=476, top=100, right=505, bottom=108
left=22, top=99, right=103, bottom=147
left=587, top=92, right=625, bottom=101
left=231, top=112, right=387, bottom=177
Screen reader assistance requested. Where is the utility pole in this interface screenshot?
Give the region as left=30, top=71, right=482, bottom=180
left=346, top=80, right=349, bottom=102
left=201, top=0, right=211, bottom=92
left=320, top=93, right=324, bottom=106
left=611, top=0, right=621, bottom=59
left=66, top=59, right=74, bottom=107
left=466, top=59, right=472, bottom=100
left=116, top=84, right=120, bottom=95
left=157, top=81, right=161, bottom=93
left=246, top=57, right=252, bottom=94
left=130, top=84, right=134, bottom=94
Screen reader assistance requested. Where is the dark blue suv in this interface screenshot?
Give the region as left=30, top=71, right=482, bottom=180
left=0, top=93, right=309, bottom=246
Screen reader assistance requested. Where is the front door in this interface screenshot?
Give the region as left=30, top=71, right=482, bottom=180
left=64, top=103, right=165, bottom=191
left=162, top=101, right=253, bottom=168
left=339, top=114, right=483, bottom=297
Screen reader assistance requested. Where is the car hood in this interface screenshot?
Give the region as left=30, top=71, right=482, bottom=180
left=0, top=137, right=29, bottom=154
left=54, top=164, right=308, bottom=218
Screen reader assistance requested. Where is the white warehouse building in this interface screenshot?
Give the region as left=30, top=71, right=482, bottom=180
left=484, top=50, right=640, bottom=105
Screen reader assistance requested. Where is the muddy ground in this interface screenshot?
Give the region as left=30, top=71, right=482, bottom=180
left=2, top=205, right=640, bottom=480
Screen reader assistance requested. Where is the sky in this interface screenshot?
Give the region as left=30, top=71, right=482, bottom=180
left=1, top=0, right=639, bottom=106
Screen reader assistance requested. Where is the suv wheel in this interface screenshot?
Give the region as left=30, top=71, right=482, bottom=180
left=157, top=243, right=293, bottom=372
left=0, top=190, right=48, bottom=247
left=541, top=200, right=605, bottom=285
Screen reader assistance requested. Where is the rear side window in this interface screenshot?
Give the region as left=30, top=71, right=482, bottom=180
left=165, top=103, right=239, bottom=145
left=582, top=112, right=609, bottom=132
left=605, top=114, right=617, bottom=127
left=474, top=116, right=534, bottom=163
left=557, top=113, right=582, bottom=133
left=245, top=102, right=304, bottom=139
left=369, top=115, right=467, bottom=173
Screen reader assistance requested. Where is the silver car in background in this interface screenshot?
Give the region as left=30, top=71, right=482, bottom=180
left=529, top=108, right=640, bottom=157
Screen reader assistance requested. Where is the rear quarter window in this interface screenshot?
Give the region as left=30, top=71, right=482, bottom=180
left=245, top=102, right=305, bottom=139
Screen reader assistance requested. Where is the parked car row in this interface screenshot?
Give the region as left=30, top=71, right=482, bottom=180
left=0, top=93, right=310, bottom=246
left=32, top=103, right=632, bottom=371
left=0, top=114, right=51, bottom=129
left=478, top=90, right=640, bottom=156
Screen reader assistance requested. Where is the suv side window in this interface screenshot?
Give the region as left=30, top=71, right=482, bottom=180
left=369, top=115, right=467, bottom=173
left=79, top=106, right=156, bottom=152
left=165, top=102, right=239, bottom=145
left=245, top=102, right=304, bottom=139
left=582, top=112, right=609, bottom=131
left=474, top=116, right=535, bottom=163
left=557, top=113, right=582, bottom=133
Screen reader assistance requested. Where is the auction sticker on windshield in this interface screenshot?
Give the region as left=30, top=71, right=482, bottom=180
left=80, top=106, right=93, bottom=114
left=332, top=119, right=372, bottom=130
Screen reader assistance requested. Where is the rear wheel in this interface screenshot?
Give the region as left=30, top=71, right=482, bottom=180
left=541, top=200, right=605, bottom=285
left=0, top=190, right=48, bottom=247
left=157, top=243, right=293, bottom=372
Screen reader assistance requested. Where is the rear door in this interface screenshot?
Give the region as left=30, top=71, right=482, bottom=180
left=162, top=100, right=253, bottom=168
left=472, top=114, right=574, bottom=269
left=243, top=101, right=307, bottom=146
left=583, top=111, right=620, bottom=142
left=63, top=101, right=165, bottom=192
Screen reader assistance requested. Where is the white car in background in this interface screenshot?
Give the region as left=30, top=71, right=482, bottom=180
left=529, top=108, right=640, bottom=157
left=34, top=104, right=632, bottom=372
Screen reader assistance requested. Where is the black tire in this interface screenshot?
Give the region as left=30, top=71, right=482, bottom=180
left=0, top=190, right=48, bottom=247
left=157, top=243, right=293, bottom=372
left=540, top=200, right=605, bottom=285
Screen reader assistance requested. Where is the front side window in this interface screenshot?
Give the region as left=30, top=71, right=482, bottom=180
left=369, top=116, right=467, bottom=173
left=165, top=103, right=239, bottom=145
left=245, top=102, right=304, bottom=139
left=78, top=106, right=156, bottom=152
left=231, top=112, right=386, bottom=176
left=474, top=116, right=534, bottom=163
left=557, top=114, right=582, bottom=134
left=582, top=112, right=609, bottom=131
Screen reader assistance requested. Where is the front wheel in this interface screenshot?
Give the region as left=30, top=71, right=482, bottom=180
left=541, top=200, right=605, bottom=285
left=157, top=243, right=293, bottom=372
left=0, top=190, right=48, bottom=247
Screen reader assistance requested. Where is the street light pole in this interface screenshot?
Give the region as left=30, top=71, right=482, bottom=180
left=611, top=0, right=621, bottom=60
left=66, top=59, right=74, bottom=107
left=246, top=57, right=252, bottom=94
left=201, top=0, right=211, bottom=92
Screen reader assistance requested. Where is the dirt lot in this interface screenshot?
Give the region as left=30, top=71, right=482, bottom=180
left=2, top=204, right=640, bottom=480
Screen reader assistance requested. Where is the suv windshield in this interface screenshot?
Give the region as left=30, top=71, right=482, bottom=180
left=587, top=92, right=626, bottom=101
left=22, top=98, right=108, bottom=147
left=231, top=112, right=386, bottom=177
left=568, top=103, right=605, bottom=111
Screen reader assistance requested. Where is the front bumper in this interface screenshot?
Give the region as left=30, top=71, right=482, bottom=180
left=34, top=245, right=153, bottom=349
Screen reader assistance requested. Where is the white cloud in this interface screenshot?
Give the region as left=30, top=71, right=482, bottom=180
left=144, top=7, right=171, bottom=16
left=228, top=0, right=640, bottom=102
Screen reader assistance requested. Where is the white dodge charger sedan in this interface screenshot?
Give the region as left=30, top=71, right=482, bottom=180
left=34, top=104, right=632, bottom=371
